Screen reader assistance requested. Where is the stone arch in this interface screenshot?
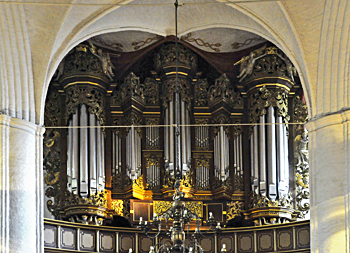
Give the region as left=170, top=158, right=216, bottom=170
left=38, top=1, right=313, bottom=125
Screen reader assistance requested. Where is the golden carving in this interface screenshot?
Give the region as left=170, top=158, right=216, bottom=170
left=233, top=174, right=244, bottom=191
left=248, top=86, right=289, bottom=133
left=249, top=191, right=293, bottom=209
left=194, top=79, right=209, bottom=106
left=181, top=169, right=193, bottom=188
left=161, top=78, right=193, bottom=111
left=65, top=85, right=106, bottom=125
left=44, top=90, right=62, bottom=217
left=133, top=175, right=149, bottom=190
left=65, top=190, right=108, bottom=208
left=112, top=200, right=124, bottom=216
left=154, top=201, right=203, bottom=218
left=226, top=201, right=243, bottom=220
left=196, top=158, right=209, bottom=169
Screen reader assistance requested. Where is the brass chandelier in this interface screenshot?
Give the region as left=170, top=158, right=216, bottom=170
left=136, top=1, right=225, bottom=252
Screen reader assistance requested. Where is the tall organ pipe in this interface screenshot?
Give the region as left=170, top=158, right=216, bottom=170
left=267, top=106, right=277, bottom=200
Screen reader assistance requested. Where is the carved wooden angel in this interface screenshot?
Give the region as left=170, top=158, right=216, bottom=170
left=235, top=45, right=267, bottom=82
left=88, top=40, right=115, bottom=81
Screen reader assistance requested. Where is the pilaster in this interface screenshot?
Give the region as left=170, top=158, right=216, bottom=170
left=0, top=115, right=45, bottom=253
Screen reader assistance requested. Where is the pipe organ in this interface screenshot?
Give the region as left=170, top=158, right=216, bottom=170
left=43, top=41, right=309, bottom=225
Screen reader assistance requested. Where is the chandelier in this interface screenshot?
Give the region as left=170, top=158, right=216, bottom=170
left=134, top=1, right=225, bottom=252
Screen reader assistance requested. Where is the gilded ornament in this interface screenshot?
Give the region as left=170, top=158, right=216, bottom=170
left=133, top=175, right=149, bottom=190
left=249, top=191, right=293, bottom=209
left=226, top=201, right=243, bottom=220
left=65, top=85, right=106, bottom=126
left=65, top=190, right=108, bottom=208
left=196, top=158, right=209, bottom=169
left=211, top=114, right=230, bottom=139
left=154, top=43, right=197, bottom=71
left=161, top=78, right=192, bottom=111
left=144, top=78, right=159, bottom=105
left=180, top=169, right=193, bottom=188
left=233, top=174, right=244, bottom=191
left=194, top=79, right=209, bottom=106
left=235, top=45, right=297, bottom=83
left=248, top=86, right=289, bottom=134
left=44, top=90, right=62, bottom=217
left=154, top=201, right=203, bottom=218
left=112, top=200, right=124, bottom=216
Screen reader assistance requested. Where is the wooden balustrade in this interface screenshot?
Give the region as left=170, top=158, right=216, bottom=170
left=44, top=219, right=310, bottom=253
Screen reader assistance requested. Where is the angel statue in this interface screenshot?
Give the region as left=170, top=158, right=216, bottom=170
left=276, top=52, right=298, bottom=82
left=235, top=45, right=267, bottom=82
left=88, top=40, right=115, bottom=81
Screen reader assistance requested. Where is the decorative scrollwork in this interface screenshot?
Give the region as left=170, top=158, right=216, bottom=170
left=144, top=78, right=159, bottom=105
left=112, top=200, right=124, bottom=216
left=194, top=79, right=208, bottom=106
left=231, top=36, right=264, bottom=50
left=63, top=44, right=105, bottom=78
left=294, top=130, right=310, bottom=218
left=65, top=190, right=108, bottom=208
left=249, top=191, right=293, bottom=209
left=125, top=112, right=143, bottom=138
left=208, top=74, right=243, bottom=107
left=44, top=90, right=61, bottom=127
left=132, top=35, right=163, bottom=50
left=133, top=175, right=148, bottom=190
left=211, top=114, right=230, bottom=139
left=181, top=33, right=221, bottom=52
left=248, top=86, right=289, bottom=129
left=196, top=158, right=209, bottom=169
left=181, top=169, right=193, bottom=188
left=226, top=201, right=243, bottom=220
left=154, top=201, right=203, bottom=218
left=154, top=43, right=197, bottom=71
left=44, top=90, right=62, bottom=217
left=235, top=45, right=297, bottom=83
left=161, top=78, right=192, bottom=111
left=212, top=176, right=232, bottom=190
left=234, top=174, right=244, bottom=191
left=112, top=172, right=123, bottom=190
left=65, top=85, right=106, bottom=125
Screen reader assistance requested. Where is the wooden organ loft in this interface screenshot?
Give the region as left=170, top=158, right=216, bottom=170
left=43, top=38, right=309, bottom=228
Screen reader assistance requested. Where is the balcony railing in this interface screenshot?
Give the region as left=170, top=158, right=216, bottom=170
left=44, top=219, right=310, bottom=253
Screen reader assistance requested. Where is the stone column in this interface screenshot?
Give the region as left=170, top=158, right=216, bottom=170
left=0, top=114, right=44, bottom=253
left=307, top=110, right=350, bottom=253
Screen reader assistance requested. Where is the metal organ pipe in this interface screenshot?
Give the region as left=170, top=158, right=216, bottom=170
left=79, top=105, right=88, bottom=197
left=267, top=106, right=277, bottom=200
left=67, top=121, right=73, bottom=192
left=259, top=115, right=266, bottom=195
left=89, top=114, right=97, bottom=194
left=72, top=113, right=78, bottom=194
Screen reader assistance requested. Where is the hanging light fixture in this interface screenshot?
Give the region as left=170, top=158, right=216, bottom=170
left=135, top=1, right=224, bottom=252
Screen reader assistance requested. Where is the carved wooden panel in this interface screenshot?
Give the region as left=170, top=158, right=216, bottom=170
left=276, top=227, right=293, bottom=251
left=219, top=234, right=234, bottom=252
left=133, top=202, right=150, bottom=222
left=199, top=236, right=215, bottom=253
left=257, top=230, right=273, bottom=252
left=100, top=231, right=115, bottom=252
left=296, top=225, right=310, bottom=249
left=44, top=225, right=57, bottom=248
left=206, top=203, right=223, bottom=222
left=80, top=229, right=96, bottom=251
left=60, top=227, right=76, bottom=250
left=238, top=232, right=254, bottom=253
left=139, top=234, right=155, bottom=253
left=120, top=232, right=135, bottom=253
